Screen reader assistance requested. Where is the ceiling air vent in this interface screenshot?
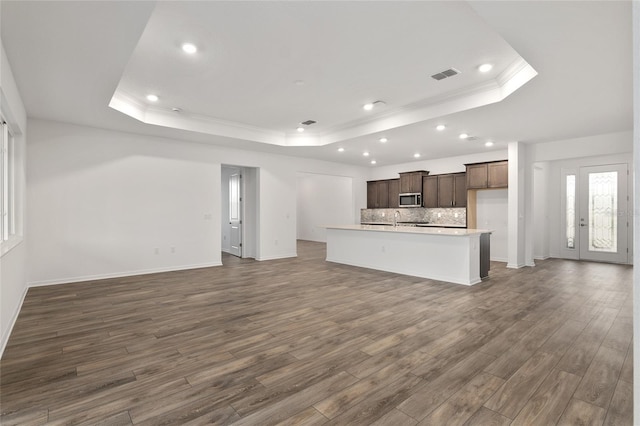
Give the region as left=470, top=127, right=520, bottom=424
left=466, top=136, right=478, bottom=141
left=301, top=120, right=316, bottom=126
left=431, top=68, right=461, bottom=81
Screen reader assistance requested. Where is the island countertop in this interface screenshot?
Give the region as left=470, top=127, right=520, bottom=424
left=325, top=224, right=492, bottom=285
left=327, top=224, right=491, bottom=236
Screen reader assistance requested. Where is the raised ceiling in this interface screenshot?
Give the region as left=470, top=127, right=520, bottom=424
left=1, top=1, right=633, bottom=167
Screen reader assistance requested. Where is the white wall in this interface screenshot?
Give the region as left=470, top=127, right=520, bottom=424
left=27, top=122, right=222, bottom=285
left=476, top=189, right=508, bottom=262
left=26, top=118, right=368, bottom=285
left=532, top=162, right=550, bottom=259
left=1, top=40, right=28, bottom=356
left=297, top=173, right=354, bottom=243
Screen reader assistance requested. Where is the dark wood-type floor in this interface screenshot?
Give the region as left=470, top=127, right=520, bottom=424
left=1, top=241, right=633, bottom=425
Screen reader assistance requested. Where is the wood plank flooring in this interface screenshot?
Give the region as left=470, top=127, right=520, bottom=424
left=1, top=241, right=633, bottom=425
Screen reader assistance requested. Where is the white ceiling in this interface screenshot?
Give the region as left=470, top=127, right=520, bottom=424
left=1, top=1, right=633, bottom=167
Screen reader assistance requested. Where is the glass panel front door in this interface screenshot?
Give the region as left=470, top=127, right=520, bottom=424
left=578, top=164, right=628, bottom=263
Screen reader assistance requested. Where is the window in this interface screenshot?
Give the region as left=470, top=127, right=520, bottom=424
left=587, top=171, right=618, bottom=253
left=1, top=120, right=15, bottom=244
left=565, top=174, right=576, bottom=249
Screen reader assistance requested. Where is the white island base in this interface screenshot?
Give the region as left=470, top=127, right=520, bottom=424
left=326, top=225, right=491, bottom=286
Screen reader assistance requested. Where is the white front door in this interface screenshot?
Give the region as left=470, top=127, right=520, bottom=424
left=578, top=164, right=628, bottom=263
left=229, top=172, right=242, bottom=257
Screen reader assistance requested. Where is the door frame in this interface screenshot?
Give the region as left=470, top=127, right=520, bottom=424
left=221, top=165, right=258, bottom=260
left=560, top=163, right=630, bottom=263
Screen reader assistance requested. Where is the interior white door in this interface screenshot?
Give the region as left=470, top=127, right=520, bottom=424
left=229, top=172, right=242, bottom=257
left=578, top=164, right=628, bottom=263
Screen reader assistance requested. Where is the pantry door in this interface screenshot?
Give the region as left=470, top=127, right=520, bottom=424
left=578, top=164, right=628, bottom=263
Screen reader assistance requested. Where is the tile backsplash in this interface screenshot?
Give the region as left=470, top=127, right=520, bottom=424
left=361, top=207, right=466, bottom=226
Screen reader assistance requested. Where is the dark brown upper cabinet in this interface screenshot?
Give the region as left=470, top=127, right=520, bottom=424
left=488, top=161, right=508, bottom=188
left=367, top=179, right=398, bottom=209
left=453, top=173, right=467, bottom=207
left=399, top=171, right=429, bottom=194
left=424, top=172, right=467, bottom=208
left=465, top=160, right=508, bottom=189
left=388, top=179, right=400, bottom=208
left=422, top=176, right=438, bottom=208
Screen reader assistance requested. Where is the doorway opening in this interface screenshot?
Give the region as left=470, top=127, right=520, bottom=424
left=221, top=165, right=258, bottom=262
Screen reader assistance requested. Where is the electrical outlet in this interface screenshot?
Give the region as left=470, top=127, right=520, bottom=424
left=171, top=247, right=175, bottom=254
left=154, top=248, right=159, bottom=255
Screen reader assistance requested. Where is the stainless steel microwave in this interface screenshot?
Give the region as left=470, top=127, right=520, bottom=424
left=399, top=193, right=422, bottom=207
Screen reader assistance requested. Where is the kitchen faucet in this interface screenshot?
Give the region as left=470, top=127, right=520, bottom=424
left=394, top=210, right=400, bottom=228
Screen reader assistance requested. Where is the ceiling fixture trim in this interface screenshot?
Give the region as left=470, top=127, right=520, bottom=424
left=108, top=58, right=536, bottom=148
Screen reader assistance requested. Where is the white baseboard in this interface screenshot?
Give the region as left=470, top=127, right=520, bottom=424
left=0, top=285, right=28, bottom=359
left=506, top=263, right=527, bottom=269
left=534, top=255, right=551, bottom=260
left=256, top=253, right=297, bottom=261
left=490, top=257, right=508, bottom=263
left=27, top=262, right=223, bottom=287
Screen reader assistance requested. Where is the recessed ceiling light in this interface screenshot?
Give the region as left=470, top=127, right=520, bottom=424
left=436, top=124, right=446, bottom=131
left=371, top=160, right=377, bottom=165
left=459, top=133, right=469, bottom=139
left=182, top=43, right=197, bottom=54
left=379, top=137, right=388, bottom=143
left=363, top=100, right=386, bottom=111
left=363, top=151, right=370, bottom=157
left=414, top=153, right=421, bottom=158
left=478, top=63, right=493, bottom=73
left=146, top=94, right=159, bottom=102
left=338, top=147, right=345, bottom=152
left=296, top=126, right=305, bottom=133
left=485, top=141, right=494, bottom=147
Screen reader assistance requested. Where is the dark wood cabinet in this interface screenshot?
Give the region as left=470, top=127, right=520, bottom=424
left=426, top=172, right=467, bottom=208
left=465, top=161, right=508, bottom=189
left=437, top=174, right=455, bottom=207
left=376, top=180, right=389, bottom=208
left=388, top=179, right=400, bottom=208
left=422, top=176, right=438, bottom=208
left=466, top=164, right=488, bottom=189
left=488, top=161, right=508, bottom=188
left=367, top=181, right=378, bottom=209
left=399, top=171, right=429, bottom=194
left=454, top=173, right=467, bottom=207
left=367, top=179, right=398, bottom=209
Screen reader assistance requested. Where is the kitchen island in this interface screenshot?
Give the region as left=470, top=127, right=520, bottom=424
left=326, top=225, right=491, bottom=285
